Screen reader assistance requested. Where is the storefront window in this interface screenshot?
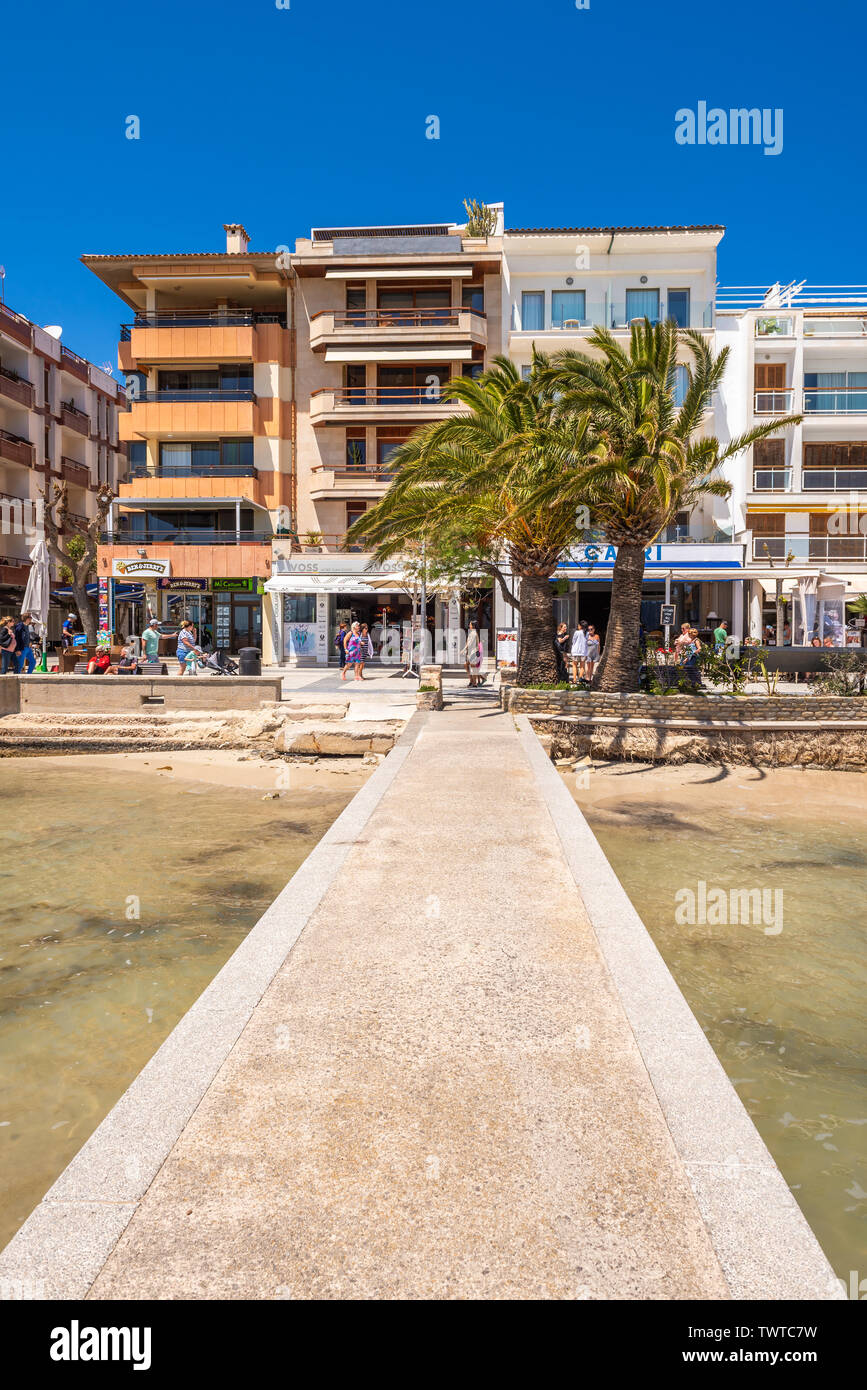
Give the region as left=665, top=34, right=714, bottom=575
left=283, top=595, right=316, bottom=625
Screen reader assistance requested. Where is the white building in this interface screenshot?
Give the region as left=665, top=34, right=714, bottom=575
left=716, top=283, right=867, bottom=646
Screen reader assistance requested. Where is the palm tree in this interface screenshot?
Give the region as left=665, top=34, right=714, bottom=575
left=344, top=357, right=593, bottom=685
left=541, top=321, right=801, bottom=692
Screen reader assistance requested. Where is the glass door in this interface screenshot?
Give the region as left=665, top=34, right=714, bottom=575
left=232, top=598, right=262, bottom=652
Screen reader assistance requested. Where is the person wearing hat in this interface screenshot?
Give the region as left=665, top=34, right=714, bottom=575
left=142, top=617, right=162, bottom=662
left=61, top=612, right=79, bottom=649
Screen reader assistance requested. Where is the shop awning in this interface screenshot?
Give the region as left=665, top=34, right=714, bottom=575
left=265, top=574, right=407, bottom=595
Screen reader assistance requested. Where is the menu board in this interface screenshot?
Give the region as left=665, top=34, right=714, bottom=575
left=215, top=599, right=232, bottom=649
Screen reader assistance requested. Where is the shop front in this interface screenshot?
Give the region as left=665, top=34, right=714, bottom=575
left=266, top=551, right=415, bottom=665
left=493, top=542, right=748, bottom=650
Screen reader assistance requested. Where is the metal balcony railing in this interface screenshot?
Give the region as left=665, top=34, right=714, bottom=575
left=101, top=529, right=273, bottom=546
left=120, top=309, right=286, bottom=338
left=752, top=467, right=793, bottom=491
left=313, top=307, right=486, bottom=330
left=124, top=461, right=257, bottom=481
left=803, top=467, right=867, bottom=490
left=134, top=389, right=256, bottom=404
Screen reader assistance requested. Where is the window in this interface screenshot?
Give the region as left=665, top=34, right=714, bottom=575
left=672, top=365, right=689, bottom=407
left=378, top=365, right=444, bottom=401
left=346, top=283, right=366, bottom=322
left=345, top=429, right=367, bottom=470
left=158, top=439, right=252, bottom=475
left=283, top=595, right=316, bottom=625
left=521, top=292, right=544, bottom=331
left=376, top=425, right=413, bottom=471
left=377, top=283, right=449, bottom=309
left=667, top=290, right=690, bottom=328
left=521, top=365, right=532, bottom=381
left=156, top=366, right=253, bottom=393
left=128, top=441, right=147, bottom=474
left=462, top=362, right=484, bottom=380
left=625, top=289, right=660, bottom=323
left=462, top=283, right=484, bottom=313
left=551, top=290, right=586, bottom=328
left=344, top=364, right=366, bottom=401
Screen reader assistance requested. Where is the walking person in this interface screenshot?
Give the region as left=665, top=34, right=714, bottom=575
left=334, top=622, right=347, bottom=672
left=61, top=612, right=78, bottom=650
left=357, top=623, right=373, bottom=680
left=462, top=620, right=483, bottom=687
left=176, top=619, right=201, bottom=676
left=570, top=621, right=588, bottom=683
left=142, top=618, right=162, bottom=663
left=342, top=621, right=363, bottom=682
left=584, top=624, right=601, bottom=682
left=14, top=613, right=36, bottom=674
left=0, top=617, right=17, bottom=674
left=555, top=622, right=571, bottom=680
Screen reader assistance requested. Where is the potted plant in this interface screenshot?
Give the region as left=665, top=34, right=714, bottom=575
left=303, top=529, right=323, bottom=552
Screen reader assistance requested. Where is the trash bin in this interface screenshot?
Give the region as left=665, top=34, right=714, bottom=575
left=238, top=646, right=261, bottom=676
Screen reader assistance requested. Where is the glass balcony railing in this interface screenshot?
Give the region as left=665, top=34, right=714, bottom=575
left=754, top=389, right=795, bottom=413
left=752, top=467, right=792, bottom=491
left=120, top=309, right=286, bottom=338
left=803, top=317, right=867, bottom=337
left=803, top=468, right=867, bottom=490
left=753, top=535, right=867, bottom=561
left=755, top=316, right=795, bottom=337
left=101, top=529, right=272, bottom=546
left=803, top=388, right=867, bottom=414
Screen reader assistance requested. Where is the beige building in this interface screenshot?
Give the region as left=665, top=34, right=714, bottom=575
left=267, top=216, right=504, bottom=665
left=0, top=299, right=126, bottom=626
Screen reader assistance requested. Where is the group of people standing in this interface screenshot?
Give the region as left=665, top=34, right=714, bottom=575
left=0, top=613, right=39, bottom=674
left=556, top=620, right=602, bottom=683
left=336, top=621, right=374, bottom=681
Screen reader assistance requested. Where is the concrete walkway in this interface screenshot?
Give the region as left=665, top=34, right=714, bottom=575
left=0, top=703, right=840, bottom=1300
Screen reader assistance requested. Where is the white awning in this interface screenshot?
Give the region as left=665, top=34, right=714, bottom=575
left=265, top=573, right=407, bottom=595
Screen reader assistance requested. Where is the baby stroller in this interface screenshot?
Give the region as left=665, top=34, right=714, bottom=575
left=204, top=648, right=239, bottom=676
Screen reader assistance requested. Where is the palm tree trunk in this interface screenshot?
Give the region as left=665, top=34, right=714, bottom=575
left=516, top=574, right=559, bottom=685
left=593, top=542, right=645, bottom=692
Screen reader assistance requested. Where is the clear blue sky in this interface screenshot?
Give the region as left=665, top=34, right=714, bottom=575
left=4, top=0, right=863, bottom=367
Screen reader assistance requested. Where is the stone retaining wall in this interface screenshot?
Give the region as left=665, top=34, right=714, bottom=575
left=5, top=674, right=284, bottom=714
left=503, top=686, right=867, bottom=722
left=532, top=716, right=867, bottom=771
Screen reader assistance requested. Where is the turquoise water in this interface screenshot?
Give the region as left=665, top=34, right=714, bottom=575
left=570, top=763, right=867, bottom=1286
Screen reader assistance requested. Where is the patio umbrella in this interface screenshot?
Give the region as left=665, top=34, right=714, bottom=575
left=22, top=536, right=51, bottom=671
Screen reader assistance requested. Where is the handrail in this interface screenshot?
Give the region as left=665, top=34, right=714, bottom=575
left=310, top=306, right=486, bottom=325
left=0, top=364, right=30, bottom=385
left=311, top=386, right=456, bottom=405
left=61, top=344, right=90, bottom=369
left=123, top=309, right=287, bottom=330
left=135, top=389, right=257, bottom=404
left=803, top=388, right=867, bottom=414
left=61, top=399, right=89, bottom=418
left=803, top=467, right=867, bottom=489
left=125, top=463, right=257, bottom=480
left=754, top=389, right=795, bottom=412
left=100, top=529, right=273, bottom=546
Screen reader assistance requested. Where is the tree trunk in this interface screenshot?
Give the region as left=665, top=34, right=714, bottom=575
left=72, top=578, right=97, bottom=645
left=516, top=574, right=559, bottom=685
left=593, top=542, right=646, bottom=692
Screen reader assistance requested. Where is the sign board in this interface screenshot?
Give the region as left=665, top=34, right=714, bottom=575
left=111, top=557, right=171, bottom=578
left=660, top=604, right=676, bottom=626
left=316, top=594, right=328, bottom=664
left=158, top=578, right=207, bottom=591
left=212, top=578, right=255, bottom=592
left=496, top=628, right=518, bottom=666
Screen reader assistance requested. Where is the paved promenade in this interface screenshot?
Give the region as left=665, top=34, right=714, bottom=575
left=0, top=697, right=839, bottom=1300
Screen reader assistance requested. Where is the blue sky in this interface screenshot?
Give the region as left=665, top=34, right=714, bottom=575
left=3, top=0, right=864, bottom=367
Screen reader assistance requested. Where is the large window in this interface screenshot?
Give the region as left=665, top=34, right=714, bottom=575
left=672, top=364, right=689, bottom=407
left=462, top=283, right=484, bottom=313
left=378, top=365, right=445, bottom=401
left=345, top=428, right=367, bottom=470
left=158, top=439, right=253, bottom=475
left=376, top=425, right=414, bottom=471
left=625, top=289, right=660, bottom=323
left=521, top=291, right=545, bottom=331
left=667, top=290, right=690, bottom=328
left=551, top=290, right=586, bottom=328
left=157, top=365, right=253, bottom=394
left=283, top=595, right=316, bottom=625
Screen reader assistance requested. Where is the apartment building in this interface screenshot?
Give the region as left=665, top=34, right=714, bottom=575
left=0, top=300, right=125, bottom=624
left=266, top=215, right=504, bottom=664
left=716, top=284, right=867, bottom=645
left=499, top=223, right=747, bottom=646
left=83, top=225, right=292, bottom=651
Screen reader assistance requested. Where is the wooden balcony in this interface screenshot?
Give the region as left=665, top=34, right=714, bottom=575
left=119, top=311, right=288, bottom=369
left=97, top=541, right=272, bottom=581
left=0, top=367, right=34, bottom=408
left=60, top=402, right=91, bottom=435
left=0, top=304, right=33, bottom=348
left=310, top=386, right=468, bottom=427
left=119, top=396, right=258, bottom=440
left=309, top=307, right=487, bottom=354
left=0, top=553, right=31, bottom=586
left=61, top=456, right=91, bottom=488
left=0, top=429, right=34, bottom=467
